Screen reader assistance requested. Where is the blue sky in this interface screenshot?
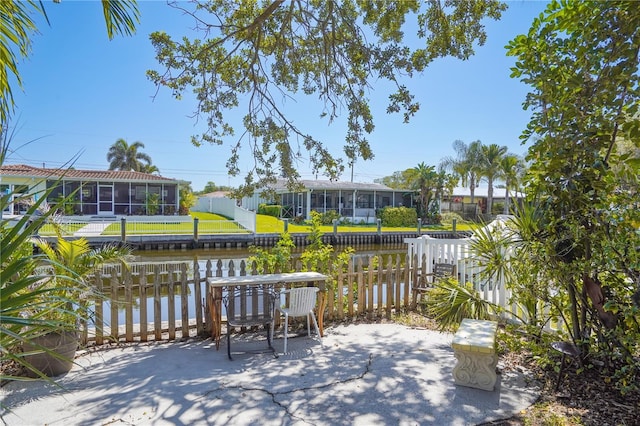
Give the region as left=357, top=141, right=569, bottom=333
left=7, top=0, right=549, bottom=192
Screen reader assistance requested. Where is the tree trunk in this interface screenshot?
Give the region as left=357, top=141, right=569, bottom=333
left=567, top=279, right=582, bottom=344
left=487, top=177, right=494, bottom=215
left=504, top=186, right=510, bottom=214
left=584, top=274, right=616, bottom=329
left=469, top=176, right=476, bottom=204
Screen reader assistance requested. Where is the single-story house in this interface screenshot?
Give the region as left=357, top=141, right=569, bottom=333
left=0, top=164, right=189, bottom=217
left=442, top=186, right=525, bottom=216
left=241, top=179, right=415, bottom=223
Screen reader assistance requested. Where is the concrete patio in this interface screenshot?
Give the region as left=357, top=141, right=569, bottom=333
left=1, top=323, right=540, bottom=425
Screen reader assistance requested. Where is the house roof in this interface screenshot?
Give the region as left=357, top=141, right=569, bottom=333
left=273, top=179, right=402, bottom=192
left=269, top=180, right=524, bottom=198
left=0, top=164, right=188, bottom=184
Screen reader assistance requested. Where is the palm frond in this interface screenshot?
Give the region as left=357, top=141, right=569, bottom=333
left=426, top=278, right=500, bottom=331
left=101, top=0, right=140, bottom=39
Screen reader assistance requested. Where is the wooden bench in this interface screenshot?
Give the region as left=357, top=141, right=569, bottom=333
left=451, top=318, right=498, bottom=391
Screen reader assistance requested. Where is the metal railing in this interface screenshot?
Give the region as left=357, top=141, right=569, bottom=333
left=38, top=219, right=249, bottom=237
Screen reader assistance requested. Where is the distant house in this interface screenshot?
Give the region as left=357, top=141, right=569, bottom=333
left=0, top=164, right=189, bottom=217
left=240, top=179, right=415, bottom=223
left=442, top=186, right=525, bottom=217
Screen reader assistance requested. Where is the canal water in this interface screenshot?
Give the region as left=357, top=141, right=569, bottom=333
left=102, top=244, right=408, bottom=327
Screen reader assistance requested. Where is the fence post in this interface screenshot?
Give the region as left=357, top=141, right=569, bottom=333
left=453, top=218, right=457, bottom=234
left=193, top=217, right=199, bottom=243
left=283, top=218, right=288, bottom=233
left=417, top=218, right=422, bottom=235
left=333, top=219, right=338, bottom=235
left=120, top=217, right=126, bottom=242
left=377, top=218, right=382, bottom=235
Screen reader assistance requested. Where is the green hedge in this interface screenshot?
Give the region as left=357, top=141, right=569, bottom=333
left=379, top=206, right=417, bottom=227
left=258, top=203, right=282, bottom=218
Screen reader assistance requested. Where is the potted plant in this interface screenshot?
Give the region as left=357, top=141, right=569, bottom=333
left=1, top=198, right=130, bottom=378
left=19, top=232, right=132, bottom=377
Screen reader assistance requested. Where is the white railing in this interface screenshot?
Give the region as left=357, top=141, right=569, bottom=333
left=193, top=196, right=257, bottom=232
left=38, top=219, right=249, bottom=237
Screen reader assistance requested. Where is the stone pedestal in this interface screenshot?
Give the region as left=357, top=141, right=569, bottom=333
left=452, top=319, right=498, bottom=391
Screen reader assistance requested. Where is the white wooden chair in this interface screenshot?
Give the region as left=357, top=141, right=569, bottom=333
left=272, top=287, right=321, bottom=353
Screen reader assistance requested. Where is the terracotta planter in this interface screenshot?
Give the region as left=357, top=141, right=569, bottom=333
left=23, top=331, right=78, bottom=377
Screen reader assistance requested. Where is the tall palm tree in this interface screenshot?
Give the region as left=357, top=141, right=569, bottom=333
left=1, top=0, right=139, bottom=124
left=441, top=140, right=483, bottom=204
left=409, top=162, right=438, bottom=221
left=107, top=138, right=153, bottom=172
left=140, top=163, right=160, bottom=174
left=478, top=143, right=508, bottom=215
left=499, top=154, right=525, bottom=214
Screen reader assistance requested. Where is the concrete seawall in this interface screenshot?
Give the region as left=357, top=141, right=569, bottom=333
left=39, top=231, right=472, bottom=250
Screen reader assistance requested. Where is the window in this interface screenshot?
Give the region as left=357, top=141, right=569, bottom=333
left=163, top=185, right=176, bottom=203
left=46, top=181, right=63, bottom=200
left=81, top=183, right=97, bottom=202
left=356, top=193, right=373, bottom=208
left=133, top=185, right=146, bottom=201
left=13, top=185, right=28, bottom=194
left=114, top=183, right=129, bottom=203
left=65, top=182, right=81, bottom=201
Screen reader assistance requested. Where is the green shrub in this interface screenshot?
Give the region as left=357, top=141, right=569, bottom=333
left=258, top=203, right=282, bottom=218
left=316, top=209, right=340, bottom=225
left=380, top=206, right=417, bottom=227
left=339, top=217, right=352, bottom=225
left=440, top=212, right=465, bottom=226
left=248, top=232, right=295, bottom=273
left=146, top=192, right=160, bottom=215
left=492, top=202, right=504, bottom=215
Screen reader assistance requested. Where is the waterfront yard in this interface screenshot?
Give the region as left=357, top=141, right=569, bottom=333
left=35, top=212, right=475, bottom=236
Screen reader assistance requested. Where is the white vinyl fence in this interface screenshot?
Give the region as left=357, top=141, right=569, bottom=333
left=405, top=220, right=563, bottom=333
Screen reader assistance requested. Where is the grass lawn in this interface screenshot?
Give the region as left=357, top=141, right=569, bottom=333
left=101, top=213, right=248, bottom=235
left=38, top=223, right=86, bottom=236
left=190, top=212, right=232, bottom=221
left=254, top=214, right=475, bottom=234
left=37, top=212, right=476, bottom=236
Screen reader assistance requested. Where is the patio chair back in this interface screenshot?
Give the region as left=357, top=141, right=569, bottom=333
left=223, top=285, right=277, bottom=360
left=272, top=287, right=321, bottom=353
left=286, top=287, right=319, bottom=316
left=432, top=263, right=456, bottom=280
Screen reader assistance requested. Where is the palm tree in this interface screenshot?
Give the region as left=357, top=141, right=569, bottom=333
left=408, top=162, right=438, bottom=222
left=1, top=0, right=139, bottom=375
left=140, top=163, right=160, bottom=174
left=107, top=138, right=153, bottom=172
left=441, top=140, right=483, bottom=204
left=478, top=143, right=508, bottom=215
left=499, top=154, right=525, bottom=214
left=1, top=1, right=139, bottom=124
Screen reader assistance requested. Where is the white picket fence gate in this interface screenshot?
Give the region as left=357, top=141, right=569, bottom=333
left=405, top=219, right=563, bottom=333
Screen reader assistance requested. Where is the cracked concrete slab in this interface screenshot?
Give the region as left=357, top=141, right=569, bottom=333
left=1, top=323, right=540, bottom=425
